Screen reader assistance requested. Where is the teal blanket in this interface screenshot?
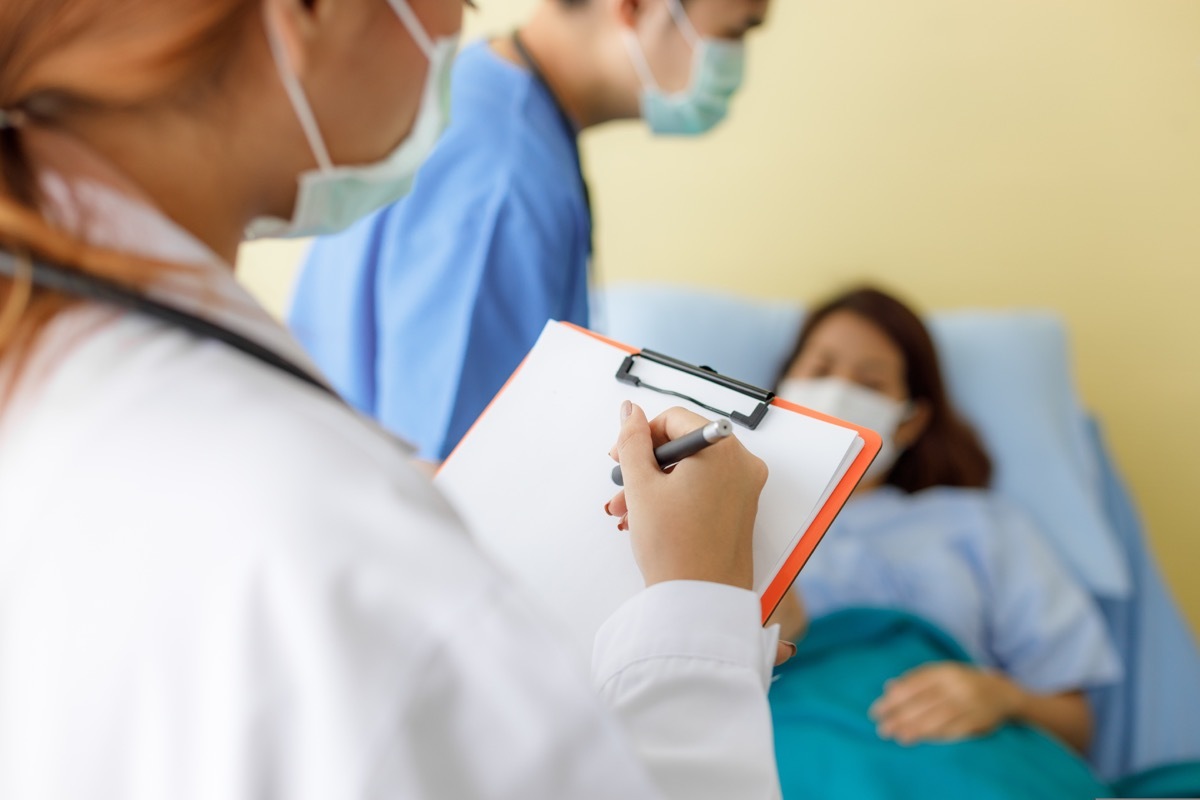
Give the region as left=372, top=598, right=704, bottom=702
left=771, top=608, right=1110, bottom=799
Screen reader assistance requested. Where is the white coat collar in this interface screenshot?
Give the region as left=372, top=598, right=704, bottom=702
left=22, top=139, right=414, bottom=458
left=37, top=164, right=322, bottom=381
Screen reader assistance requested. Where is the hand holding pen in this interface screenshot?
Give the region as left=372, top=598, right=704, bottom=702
left=604, top=402, right=767, bottom=591
left=610, top=417, right=733, bottom=486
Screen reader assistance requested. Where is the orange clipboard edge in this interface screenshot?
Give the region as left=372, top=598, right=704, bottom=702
left=441, top=321, right=882, bottom=627
left=757, top=397, right=883, bottom=623
left=563, top=321, right=638, bottom=354
left=569, top=321, right=884, bottom=625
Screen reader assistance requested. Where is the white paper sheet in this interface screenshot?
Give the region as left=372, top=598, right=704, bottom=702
left=436, top=322, right=863, bottom=661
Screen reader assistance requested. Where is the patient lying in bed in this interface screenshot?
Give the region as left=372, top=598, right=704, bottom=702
left=767, top=286, right=1120, bottom=760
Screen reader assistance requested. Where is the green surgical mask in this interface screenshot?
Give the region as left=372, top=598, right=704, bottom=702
left=247, top=0, right=459, bottom=239
left=622, top=0, right=746, bottom=136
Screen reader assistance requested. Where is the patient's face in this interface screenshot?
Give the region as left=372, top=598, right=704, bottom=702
left=784, top=311, right=909, bottom=402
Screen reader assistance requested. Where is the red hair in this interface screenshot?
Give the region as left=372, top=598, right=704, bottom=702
left=0, top=0, right=256, bottom=382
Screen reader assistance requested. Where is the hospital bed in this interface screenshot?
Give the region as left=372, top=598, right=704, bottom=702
left=596, top=282, right=1200, bottom=792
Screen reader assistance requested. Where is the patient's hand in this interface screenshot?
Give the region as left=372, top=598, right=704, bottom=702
left=868, top=662, right=1018, bottom=745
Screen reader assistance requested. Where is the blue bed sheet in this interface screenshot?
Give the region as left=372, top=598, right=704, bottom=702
left=771, top=608, right=1110, bottom=800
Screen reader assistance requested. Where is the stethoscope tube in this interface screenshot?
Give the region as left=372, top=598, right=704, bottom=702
left=0, top=248, right=337, bottom=400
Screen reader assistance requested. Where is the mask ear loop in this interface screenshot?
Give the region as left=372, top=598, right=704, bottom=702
left=621, top=29, right=663, bottom=92
left=262, top=6, right=334, bottom=173
left=264, top=0, right=437, bottom=173
left=891, top=397, right=923, bottom=451
left=634, top=0, right=703, bottom=98
left=383, top=0, right=436, bottom=60
left=664, top=0, right=702, bottom=49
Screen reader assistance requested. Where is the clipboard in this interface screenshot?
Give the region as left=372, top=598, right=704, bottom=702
left=436, top=321, right=882, bottom=660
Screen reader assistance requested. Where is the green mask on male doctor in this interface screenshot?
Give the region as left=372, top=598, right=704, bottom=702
left=623, top=0, right=746, bottom=136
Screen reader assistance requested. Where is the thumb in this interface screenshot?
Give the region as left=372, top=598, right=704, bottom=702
left=615, top=401, right=658, bottom=487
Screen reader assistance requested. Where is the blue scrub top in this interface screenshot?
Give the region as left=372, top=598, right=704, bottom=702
left=798, top=486, right=1122, bottom=694
left=289, top=42, right=591, bottom=460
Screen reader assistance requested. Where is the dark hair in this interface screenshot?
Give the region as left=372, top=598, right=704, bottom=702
left=778, top=286, right=992, bottom=493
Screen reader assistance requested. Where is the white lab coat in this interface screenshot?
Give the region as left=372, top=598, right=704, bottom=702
left=0, top=178, right=782, bottom=799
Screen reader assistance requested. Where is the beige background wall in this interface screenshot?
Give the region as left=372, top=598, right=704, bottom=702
left=239, top=0, right=1200, bottom=634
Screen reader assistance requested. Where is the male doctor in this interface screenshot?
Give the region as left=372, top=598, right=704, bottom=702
left=288, top=0, right=770, bottom=460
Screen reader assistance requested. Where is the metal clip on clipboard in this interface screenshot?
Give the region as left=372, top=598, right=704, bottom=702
left=614, top=349, right=775, bottom=430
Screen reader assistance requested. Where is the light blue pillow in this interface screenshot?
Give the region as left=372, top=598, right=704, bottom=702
left=597, top=282, right=1130, bottom=598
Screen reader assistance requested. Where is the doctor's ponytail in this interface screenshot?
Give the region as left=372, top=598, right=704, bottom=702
left=0, top=0, right=256, bottom=382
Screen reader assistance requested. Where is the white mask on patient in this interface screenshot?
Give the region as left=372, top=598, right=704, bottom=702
left=777, top=377, right=913, bottom=483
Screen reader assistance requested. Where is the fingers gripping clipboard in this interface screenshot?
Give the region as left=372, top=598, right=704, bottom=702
left=436, top=321, right=882, bottom=661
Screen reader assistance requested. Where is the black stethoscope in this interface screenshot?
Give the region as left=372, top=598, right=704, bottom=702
left=0, top=248, right=338, bottom=401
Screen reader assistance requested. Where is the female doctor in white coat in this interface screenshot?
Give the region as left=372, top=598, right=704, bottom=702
left=0, top=0, right=784, bottom=798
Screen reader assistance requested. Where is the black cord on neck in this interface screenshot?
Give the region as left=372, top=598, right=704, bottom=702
left=0, top=249, right=338, bottom=401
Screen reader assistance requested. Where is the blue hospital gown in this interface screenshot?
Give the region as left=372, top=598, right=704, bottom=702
left=288, top=42, right=591, bottom=460
left=798, top=486, right=1122, bottom=693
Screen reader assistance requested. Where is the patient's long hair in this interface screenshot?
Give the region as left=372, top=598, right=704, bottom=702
left=778, top=287, right=992, bottom=493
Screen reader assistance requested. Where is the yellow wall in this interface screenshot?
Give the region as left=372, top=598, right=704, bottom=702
left=238, top=0, right=1200, bottom=634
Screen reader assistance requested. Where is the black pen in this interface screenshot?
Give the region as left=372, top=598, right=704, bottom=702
left=611, top=418, right=735, bottom=486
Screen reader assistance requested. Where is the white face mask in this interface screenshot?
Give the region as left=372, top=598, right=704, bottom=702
left=247, top=0, right=459, bottom=239
left=622, top=0, right=745, bottom=136
left=777, top=377, right=913, bottom=484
